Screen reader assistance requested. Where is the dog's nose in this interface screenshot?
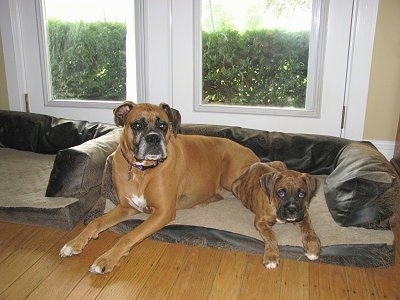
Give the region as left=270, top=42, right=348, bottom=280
left=286, top=203, right=297, bottom=214
left=145, top=133, right=161, bottom=144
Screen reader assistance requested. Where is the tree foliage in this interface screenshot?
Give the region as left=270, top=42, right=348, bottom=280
left=202, top=29, right=309, bottom=107
left=47, top=19, right=126, bottom=100
left=47, top=20, right=309, bottom=107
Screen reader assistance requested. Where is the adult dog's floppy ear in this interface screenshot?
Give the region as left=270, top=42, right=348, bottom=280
left=160, top=102, right=181, bottom=135
left=113, top=101, right=136, bottom=126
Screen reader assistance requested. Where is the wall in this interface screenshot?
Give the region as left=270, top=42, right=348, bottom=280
left=0, top=32, right=9, bottom=110
left=364, top=0, right=400, bottom=141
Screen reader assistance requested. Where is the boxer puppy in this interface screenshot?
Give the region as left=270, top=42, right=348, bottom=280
left=60, top=101, right=259, bottom=274
left=232, top=161, right=321, bottom=269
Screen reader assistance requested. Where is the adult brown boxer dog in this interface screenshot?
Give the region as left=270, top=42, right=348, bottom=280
left=60, top=101, right=259, bottom=274
left=232, top=161, right=321, bottom=269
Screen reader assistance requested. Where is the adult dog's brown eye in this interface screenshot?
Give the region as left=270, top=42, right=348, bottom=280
left=131, top=121, right=142, bottom=131
left=159, top=122, right=168, bottom=131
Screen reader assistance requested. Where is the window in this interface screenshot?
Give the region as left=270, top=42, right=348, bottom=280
left=201, top=0, right=313, bottom=110
left=42, top=0, right=136, bottom=104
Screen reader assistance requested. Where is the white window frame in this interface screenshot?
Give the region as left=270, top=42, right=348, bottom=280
left=194, top=0, right=328, bottom=118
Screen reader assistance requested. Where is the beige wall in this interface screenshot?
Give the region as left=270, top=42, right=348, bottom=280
left=0, top=1, right=399, bottom=140
left=0, top=32, right=9, bottom=110
left=364, top=0, right=400, bottom=141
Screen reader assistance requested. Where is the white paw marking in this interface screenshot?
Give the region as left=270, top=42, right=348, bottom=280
left=59, top=245, right=77, bottom=257
left=305, top=253, right=319, bottom=261
left=264, top=261, right=278, bottom=269
left=89, top=264, right=105, bottom=274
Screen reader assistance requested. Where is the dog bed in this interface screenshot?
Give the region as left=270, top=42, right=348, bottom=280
left=1, top=110, right=398, bottom=267
left=83, top=124, right=399, bottom=267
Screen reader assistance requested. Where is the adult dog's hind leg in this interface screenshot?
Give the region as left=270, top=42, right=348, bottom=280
left=60, top=204, right=139, bottom=257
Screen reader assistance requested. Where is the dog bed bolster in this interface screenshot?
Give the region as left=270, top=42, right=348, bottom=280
left=325, top=142, right=399, bottom=227
left=46, top=129, right=121, bottom=198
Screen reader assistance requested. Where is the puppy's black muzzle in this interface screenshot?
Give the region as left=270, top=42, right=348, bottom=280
left=278, top=200, right=304, bottom=222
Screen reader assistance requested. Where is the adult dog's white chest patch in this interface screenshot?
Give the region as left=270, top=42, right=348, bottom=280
left=127, top=194, right=148, bottom=213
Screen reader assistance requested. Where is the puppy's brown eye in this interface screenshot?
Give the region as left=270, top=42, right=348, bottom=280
left=298, top=191, right=306, bottom=198
left=277, top=189, right=286, bottom=198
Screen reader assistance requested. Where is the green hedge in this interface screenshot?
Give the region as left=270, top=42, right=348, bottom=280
left=47, top=20, right=126, bottom=100
left=47, top=21, right=309, bottom=106
left=203, top=29, right=309, bottom=107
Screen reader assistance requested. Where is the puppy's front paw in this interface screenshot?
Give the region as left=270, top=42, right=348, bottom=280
left=305, top=253, right=319, bottom=261
left=304, top=237, right=321, bottom=261
left=263, top=254, right=280, bottom=269
left=264, top=261, right=278, bottom=269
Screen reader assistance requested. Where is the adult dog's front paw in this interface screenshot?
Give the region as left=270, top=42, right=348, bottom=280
left=59, top=238, right=87, bottom=257
left=60, top=243, right=82, bottom=257
left=89, top=252, right=120, bottom=275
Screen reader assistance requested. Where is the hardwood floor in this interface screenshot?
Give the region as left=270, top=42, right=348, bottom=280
left=0, top=221, right=399, bottom=300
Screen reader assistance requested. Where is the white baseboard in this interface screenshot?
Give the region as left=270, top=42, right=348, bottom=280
left=369, top=140, right=395, bottom=161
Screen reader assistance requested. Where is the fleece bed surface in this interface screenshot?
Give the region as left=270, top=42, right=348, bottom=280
left=103, top=176, right=394, bottom=268
left=0, top=148, right=82, bottom=229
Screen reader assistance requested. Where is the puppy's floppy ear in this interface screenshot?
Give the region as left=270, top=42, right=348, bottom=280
left=232, top=175, right=244, bottom=199
left=301, top=173, right=318, bottom=201
left=260, top=172, right=282, bottom=202
left=160, top=102, right=181, bottom=135
left=113, top=101, right=136, bottom=126
left=232, top=169, right=255, bottom=203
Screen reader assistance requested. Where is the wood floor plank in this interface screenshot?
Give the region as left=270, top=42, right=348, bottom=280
left=207, top=250, right=249, bottom=299
left=309, top=263, right=350, bottom=299
left=94, top=239, right=169, bottom=300
left=136, top=243, right=191, bottom=299
left=24, top=227, right=120, bottom=300
left=237, top=253, right=282, bottom=299
left=167, top=245, right=223, bottom=300
left=279, top=259, right=310, bottom=299
left=0, top=221, right=398, bottom=299
left=344, top=267, right=380, bottom=299
left=370, top=265, right=400, bottom=299
left=0, top=222, right=27, bottom=245
left=0, top=226, right=64, bottom=293
left=0, top=225, right=84, bottom=300
left=0, top=226, right=37, bottom=263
